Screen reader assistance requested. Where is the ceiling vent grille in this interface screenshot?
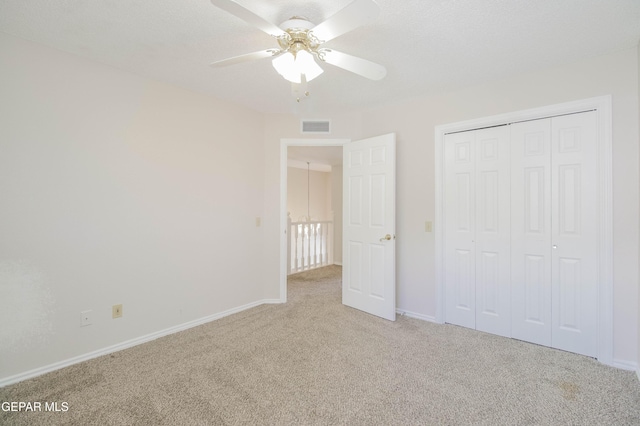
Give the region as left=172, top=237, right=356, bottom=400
left=301, top=120, right=331, bottom=134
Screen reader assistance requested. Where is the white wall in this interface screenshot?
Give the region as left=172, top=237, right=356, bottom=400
left=0, top=33, right=266, bottom=382
left=287, top=166, right=332, bottom=221
left=357, top=48, right=640, bottom=367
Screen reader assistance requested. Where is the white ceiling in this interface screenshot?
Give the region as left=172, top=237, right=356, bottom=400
left=1, top=0, right=639, bottom=117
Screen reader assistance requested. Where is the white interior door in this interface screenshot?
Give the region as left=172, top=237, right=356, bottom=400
left=342, top=133, right=396, bottom=321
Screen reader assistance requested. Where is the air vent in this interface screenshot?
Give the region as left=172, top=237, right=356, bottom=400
left=301, top=120, right=331, bottom=134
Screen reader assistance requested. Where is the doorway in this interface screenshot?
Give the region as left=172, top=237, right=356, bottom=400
left=279, top=139, right=349, bottom=303
left=279, top=134, right=398, bottom=321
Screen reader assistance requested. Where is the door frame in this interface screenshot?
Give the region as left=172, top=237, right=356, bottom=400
left=279, top=138, right=350, bottom=303
left=434, top=95, right=613, bottom=365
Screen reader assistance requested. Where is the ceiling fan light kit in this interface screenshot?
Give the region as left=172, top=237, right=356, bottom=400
left=209, top=0, right=386, bottom=96
left=271, top=17, right=326, bottom=84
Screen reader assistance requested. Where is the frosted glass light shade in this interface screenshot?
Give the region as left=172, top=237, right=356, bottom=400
left=296, top=50, right=323, bottom=82
left=272, top=50, right=324, bottom=83
left=272, top=52, right=300, bottom=83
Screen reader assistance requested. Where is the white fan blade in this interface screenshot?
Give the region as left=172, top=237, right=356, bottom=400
left=320, top=49, right=386, bottom=80
left=210, top=0, right=285, bottom=37
left=210, top=49, right=278, bottom=67
left=311, top=0, right=380, bottom=42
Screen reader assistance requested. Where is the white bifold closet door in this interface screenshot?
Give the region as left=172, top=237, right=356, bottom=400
left=444, top=126, right=511, bottom=338
left=444, top=111, right=598, bottom=358
left=511, top=111, right=598, bottom=357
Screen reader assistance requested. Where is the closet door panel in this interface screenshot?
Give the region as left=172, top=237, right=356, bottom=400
left=444, top=132, right=476, bottom=329
left=474, top=127, right=511, bottom=337
left=511, top=120, right=552, bottom=346
left=551, top=111, right=598, bottom=357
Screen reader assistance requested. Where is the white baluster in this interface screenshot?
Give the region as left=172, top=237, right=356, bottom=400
left=302, top=223, right=309, bottom=270
left=293, top=222, right=299, bottom=273
left=316, top=223, right=321, bottom=266
left=317, top=223, right=322, bottom=266
left=316, top=223, right=322, bottom=266
left=328, top=221, right=334, bottom=265
left=307, top=224, right=312, bottom=269
left=299, top=224, right=305, bottom=271
left=313, top=223, right=320, bottom=268
left=321, top=223, right=327, bottom=266
left=308, top=223, right=313, bottom=269
left=308, top=223, right=312, bottom=268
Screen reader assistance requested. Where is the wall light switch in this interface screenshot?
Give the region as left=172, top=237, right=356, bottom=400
left=256, top=217, right=261, bottom=227
left=425, top=221, right=433, bottom=232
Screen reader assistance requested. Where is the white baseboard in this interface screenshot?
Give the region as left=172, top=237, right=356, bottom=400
left=612, top=358, right=639, bottom=372
left=0, top=299, right=273, bottom=388
left=396, top=309, right=437, bottom=323
left=333, top=262, right=342, bottom=266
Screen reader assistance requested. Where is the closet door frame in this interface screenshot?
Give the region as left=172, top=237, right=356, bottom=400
left=434, top=95, right=613, bottom=366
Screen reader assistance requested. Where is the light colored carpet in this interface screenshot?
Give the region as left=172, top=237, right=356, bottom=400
left=1, top=265, right=640, bottom=425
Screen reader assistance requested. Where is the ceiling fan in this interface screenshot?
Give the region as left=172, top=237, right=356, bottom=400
left=209, top=0, right=387, bottom=89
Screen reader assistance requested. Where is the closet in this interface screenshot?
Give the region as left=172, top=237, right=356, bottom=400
left=443, top=111, right=598, bottom=357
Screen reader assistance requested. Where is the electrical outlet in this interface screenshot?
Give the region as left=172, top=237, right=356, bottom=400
left=81, top=310, right=92, bottom=327
left=112, top=304, right=123, bottom=319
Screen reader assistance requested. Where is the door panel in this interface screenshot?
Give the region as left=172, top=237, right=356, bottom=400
left=348, top=176, right=363, bottom=225
left=557, top=257, right=581, bottom=331
left=370, top=245, right=386, bottom=298
left=454, top=248, right=474, bottom=310
left=551, top=112, right=597, bottom=357
left=474, top=127, right=511, bottom=337
left=511, top=119, right=552, bottom=346
left=370, top=174, right=386, bottom=226
left=444, top=131, right=476, bottom=328
left=456, top=173, right=472, bottom=231
left=479, top=251, right=499, bottom=314
left=342, top=134, right=396, bottom=321
left=524, top=254, right=546, bottom=324
left=348, top=242, right=363, bottom=292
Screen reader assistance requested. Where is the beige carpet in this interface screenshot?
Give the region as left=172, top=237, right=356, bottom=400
left=1, top=265, right=640, bottom=425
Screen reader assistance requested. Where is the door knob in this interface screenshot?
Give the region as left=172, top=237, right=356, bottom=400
left=380, top=234, right=392, bottom=241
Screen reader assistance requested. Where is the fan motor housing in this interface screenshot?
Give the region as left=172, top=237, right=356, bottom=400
left=279, top=17, right=314, bottom=31
left=277, top=17, right=321, bottom=54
